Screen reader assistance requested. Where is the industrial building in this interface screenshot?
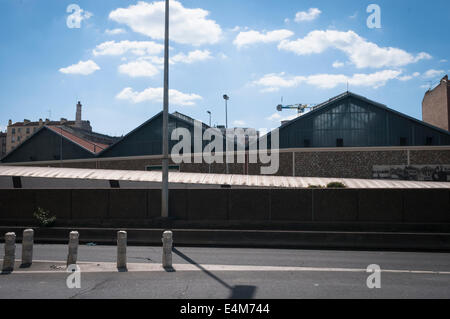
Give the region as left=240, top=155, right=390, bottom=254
left=1, top=125, right=117, bottom=163
left=265, top=91, right=450, bottom=149
left=1, top=91, right=449, bottom=181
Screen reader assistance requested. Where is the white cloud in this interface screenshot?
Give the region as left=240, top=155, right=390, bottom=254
left=171, top=50, right=212, bottom=64
left=332, top=61, right=345, bottom=68
left=440, top=59, right=448, bottom=63
left=295, top=8, right=322, bottom=22
left=59, top=60, right=100, bottom=75
left=234, top=29, right=294, bottom=48
left=109, top=0, right=222, bottom=46
left=278, top=30, right=431, bottom=69
left=266, top=112, right=298, bottom=122
left=397, top=72, right=420, bottom=81
left=218, top=52, right=228, bottom=60
left=422, top=69, right=445, bottom=79
left=93, top=40, right=164, bottom=56
left=116, top=87, right=202, bottom=106
left=254, top=70, right=402, bottom=91
left=118, top=60, right=160, bottom=78
left=253, top=72, right=305, bottom=91
left=105, top=28, right=126, bottom=35
left=233, top=120, right=246, bottom=127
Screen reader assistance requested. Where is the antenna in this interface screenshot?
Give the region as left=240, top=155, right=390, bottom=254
left=347, top=81, right=349, bottom=92
left=47, top=109, right=52, bottom=119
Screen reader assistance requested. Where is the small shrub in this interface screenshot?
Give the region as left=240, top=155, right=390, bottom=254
left=326, top=182, right=347, bottom=188
left=307, top=184, right=325, bottom=189
left=33, top=207, right=56, bottom=227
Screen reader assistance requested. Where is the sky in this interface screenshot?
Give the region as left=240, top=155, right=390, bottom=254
left=0, top=0, right=449, bottom=137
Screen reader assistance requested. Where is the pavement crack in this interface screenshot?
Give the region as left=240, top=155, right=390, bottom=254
left=69, top=278, right=111, bottom=299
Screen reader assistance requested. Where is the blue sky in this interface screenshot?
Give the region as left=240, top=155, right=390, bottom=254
left=0, top=0, right=449, bottom=136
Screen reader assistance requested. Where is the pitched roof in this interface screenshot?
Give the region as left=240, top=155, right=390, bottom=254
left=279, top=91, right=450, bottom=136
left=46, top=126, right=109, bottom=154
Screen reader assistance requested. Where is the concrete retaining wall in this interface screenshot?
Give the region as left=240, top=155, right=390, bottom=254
left=0, top=188, right=449, bottom=229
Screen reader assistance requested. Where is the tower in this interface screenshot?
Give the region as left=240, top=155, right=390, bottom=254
left=75, top=101, right=82, bottom=128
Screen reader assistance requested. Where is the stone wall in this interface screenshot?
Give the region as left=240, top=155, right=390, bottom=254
left=2, top=147, right=449, bottom=180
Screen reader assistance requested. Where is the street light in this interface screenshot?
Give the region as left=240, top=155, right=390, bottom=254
left=207, top=111, right=211, bottom=127
left=223, top=94, right=229, bottom=129
left=161, top=0, right=170, bottom=218
left=223, top=94, right=230, bottom=174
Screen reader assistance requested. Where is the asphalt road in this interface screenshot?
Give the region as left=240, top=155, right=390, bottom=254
left=0, top=244, right=450, bottom=299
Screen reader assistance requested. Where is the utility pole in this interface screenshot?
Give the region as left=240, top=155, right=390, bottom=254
left=161, top=0, right=169, bottom=218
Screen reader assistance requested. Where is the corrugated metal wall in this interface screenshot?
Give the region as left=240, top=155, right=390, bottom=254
left=279, top=96, right=450, bottom=148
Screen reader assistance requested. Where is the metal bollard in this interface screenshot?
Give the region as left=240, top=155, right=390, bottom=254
left=21, top=229, right=34, bottom=267
left=117, top=231, right=127, bottom=270
left=66, top=231, right=79, bottom=266
left=2, top=232, right=16, bottom=272
left=162, top=231, right=173, bottom=269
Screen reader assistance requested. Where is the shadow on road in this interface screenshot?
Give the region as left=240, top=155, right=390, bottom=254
left=173, top=248, right=257, bottom=299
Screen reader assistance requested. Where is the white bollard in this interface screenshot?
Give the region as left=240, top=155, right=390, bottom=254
left=117, top=231, right=127, bottom=270
left=2, top=232, right=16, bottom=272
left=66, top=231, right=79, bottom=266
left=162, top=231, right=173, bottom=269
left=21, top=229, right=34, bottom=266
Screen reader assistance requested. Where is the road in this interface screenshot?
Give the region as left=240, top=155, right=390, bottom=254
left=0, top=243, right=449, bottom=299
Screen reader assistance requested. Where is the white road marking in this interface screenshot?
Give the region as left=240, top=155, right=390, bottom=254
left=2, top=260, right=450, bottom=275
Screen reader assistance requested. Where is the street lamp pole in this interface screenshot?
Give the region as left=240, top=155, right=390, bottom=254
left=161, top=0, right=169, bottom=218
left=223, top=94, right=230, bottom=174
left=207, top=111, right=211, bottom=127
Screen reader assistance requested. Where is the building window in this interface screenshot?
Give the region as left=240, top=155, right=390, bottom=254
left=17, top=136, right=21, bottom=142
left=304, top=139, right=311, bottom=147
left=425, top=137, right=433, bottom=145
left=11, top=128, right=15, bottom=135
left=400, top=137, right=407, bottom=146
left=26, top=128, right=30, bottom=134
left=336, top=138, right=344, bottom=147
left=33, top=127, right=37, bottom=133
left=18, top=128, right=22, bottom=133
left=11, top=136, right=15, bottom=143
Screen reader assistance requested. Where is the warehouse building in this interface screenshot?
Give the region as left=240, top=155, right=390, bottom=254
left=1, top=92, right=449, bottom=181
left=1, top=125, right=117, bottom=163
left=264, top=91, right=450, bottom=149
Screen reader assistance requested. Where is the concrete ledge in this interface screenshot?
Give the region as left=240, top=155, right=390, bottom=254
left=1, top=226, right=449, bottom=252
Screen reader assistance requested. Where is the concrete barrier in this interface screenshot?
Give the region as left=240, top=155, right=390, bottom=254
left=0, top=188, right=449, bottom=226
left=229, top=189, right=270, bottom=220
left=358, top=189, right=403, bottom=222
left=187, top=190, right=228, bottom=220
left=2, top=232, right=16, bottom=272
left=313, top=189, right=359, bottom=221
left=21, top=229, right=34, bottom=266
left=117, top=231, right=127, bottom=270
left=66, top=231, right=79, bottom=266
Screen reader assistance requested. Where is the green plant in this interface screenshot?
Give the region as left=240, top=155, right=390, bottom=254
left=307, top=184, right=325, bottom=189
left=33, top=207, right=56, bottom=227
left=326, top=182, right=347, bottom=188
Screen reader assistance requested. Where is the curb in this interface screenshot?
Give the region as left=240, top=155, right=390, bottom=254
left=1, top=226, right=450, bottom=251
